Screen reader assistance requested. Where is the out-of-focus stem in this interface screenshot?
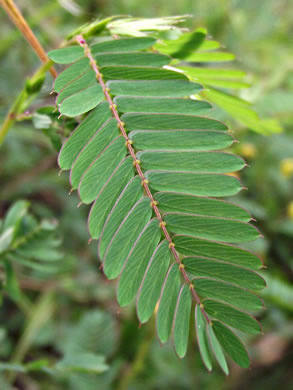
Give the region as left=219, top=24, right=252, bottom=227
left=0, top=60, right=53, bottom=145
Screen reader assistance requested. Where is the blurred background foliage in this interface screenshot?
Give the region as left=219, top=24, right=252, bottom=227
left=0, top=0, right=292, bottom=389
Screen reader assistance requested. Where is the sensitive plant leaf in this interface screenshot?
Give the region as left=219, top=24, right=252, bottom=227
left=129, top=130, right=234, bottom=151
left=49, top=32, right=265, bottom=372
left=70, top=119, right=119, bottom=188
left=173, top=284, right=192, bottom=358
left=59, top=84, right=104, bottom=117
left=147, top=171, right=243, bottom=197
left=102, top=198, right=152, bottom=279
left=48, top=46, right=84, bottom=64
left=184, top=51, right=235, bottom=62
left=118, top=219, right=161, bottom=306
left=157, top=263, right=181, bottom=344
left=154, top=192, right=251, bottom=222
left=207, top=324, right=229, bottom=375
left=137, top=151, right=245, bottom=173
left=173, top=235, right=263, bottom=269
left=212, top=320, right=250, bottom=368
left=114, top=97, right=211, bottom=115
left=108, top=80, right=202, bottom=97
left=194, top=278, right=263, bottom=311
left=58, top=102, right=112, bottom=170
left=136, top=240, right=170, bottom=323
left=164, top=214, right=260, bottom=243
left=184, top=257, right=265, bottom=290
left=98, top=176, right=143, bottom=258
left=195, top=305, right=212, bottom=371
left=203, top=299, right=261, bottom=334
left=170, top=28, right=206, bottom=59
left=90, top=37, right=156, bottom=53
left=88, top=157, right=134, bottom=239
left=122, top=113, right=228, bottom=131
left=78, top=136, right=127, bottom=204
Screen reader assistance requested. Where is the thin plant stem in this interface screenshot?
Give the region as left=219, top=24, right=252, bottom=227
left=1, top=0, right=57, bottom=78
left=0, top=60, right=53, bottom=145
left=117, top=320, right=155, bottom=390
left=7, top=291, right=55, bottom=384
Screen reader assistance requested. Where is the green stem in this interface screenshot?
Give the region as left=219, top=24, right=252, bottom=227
left=7, top=291, right=55, bottom=384
left=0, top=60, right=53, bottom=145
left=117, top=320, right=155, bottom=390
left=1, top=0, right=57, bottom=78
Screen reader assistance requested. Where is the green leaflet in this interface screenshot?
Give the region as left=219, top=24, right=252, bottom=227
left=108, top=80, right=202, bottom=97
left=170, top=29, right=206, bottom=59
left=196, top=78, right=250, bottom=89
left=129, top=130, right=234, bottom=151
left=212, top=320, right=250, bottom=368
left=95, top=52, right=170, bottom=67
left=58, top=102, right=112, bottom=170
left=122, top=113, right=227, bottom=131
left=59, top=84, right=104, bottom=117
left=90, top=37, right=156, bottom=54
left=115, top=97, right=211, bottom=115
left=154, top=192, right=251, bottom=222
left=78, top=136, right=126, bottom=204
left=70, top=119, right=119, bottom=189
left=48, top=46, right=84, bottom=64
left=201, top=88, right=281, bottom=135
left=147, top=171, right=242, bottom=197
left=102, top=198, right=152, bottom=279
left=173, top=235, right=262, bottom=269
left=184, top=257, right=265, bottom=290
left=54, top=58, right=90, bottom=93
left=207, top=324, right=229, bottom=375
left=88, top=157, right=134, bottom=239
left=3, top=200, right=29, bottom=232
left=173, top=284, right=192, bottom=358
left=98, top=176, right=143, bottom=259
left=157, top=263, right=181, bottom=344
left=101, top=66, right=187, bottom=81
left=203, top=299, right=260, bottom=334
left=164, top=214, right=259, bottom=243
left=118, top=219, right=161, bottom=307
left=195, top=305, right=212, bottom=371
left=178, top=67, right=246, bottom=80
left=154, top=31, right=220, bottom=56
left=56, top=70, right=96, bottom=104
left=136, top=240, right=170, bottom=323
left=185, top=51, right=235, bottom=62
left=137, top=151, right=245, bottom=173
left=194, top=278, right=263, bottom=311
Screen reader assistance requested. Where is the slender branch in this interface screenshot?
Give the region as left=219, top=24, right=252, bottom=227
left=1, top=0, right=57, bottom=78
left=117, top=320, right=155, bottom=390
left=7, top=291, right=55, bottom=383
left=77, top=35, right=210, bottom=323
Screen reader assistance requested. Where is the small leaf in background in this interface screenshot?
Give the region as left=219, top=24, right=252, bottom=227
left=32, top=113, right=52, bottom=129
left=0, top=228, right=14, bottom=254
left=56, top=353, right=108, bottom=374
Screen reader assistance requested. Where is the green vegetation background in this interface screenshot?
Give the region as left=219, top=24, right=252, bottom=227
left=0, top=0, right=292, bottom=389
